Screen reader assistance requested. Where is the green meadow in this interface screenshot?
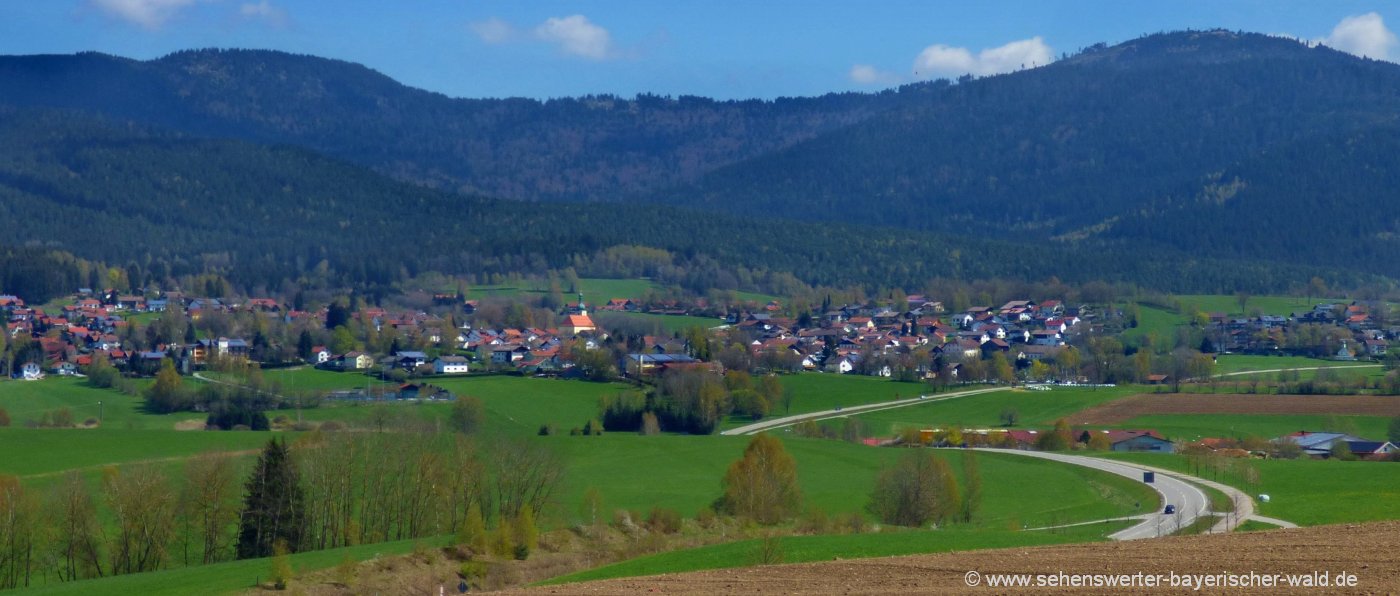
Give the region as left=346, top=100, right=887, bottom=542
left=21, top=537, right=435, bottom=596
left=1096, top=452, right=1400, bottom=526
left=1175, top=294, right=1328, bottom=317
left=0, top=376, right=196, bottom=430
left=1211, top=354, right=1368, bottom=375
left=0, top=428, right=273, bottom=478
left=1106, top=413, right=1393, bottom=443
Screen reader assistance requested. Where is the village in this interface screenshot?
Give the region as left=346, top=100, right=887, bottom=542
left=2, top=288, right=1396, bottom=387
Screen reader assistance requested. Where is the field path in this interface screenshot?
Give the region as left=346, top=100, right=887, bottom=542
left=1217, top=364, right=1381, bottom=378
left=721, top=386, right=1012, bottom=436
left=19, top=448, right=262, bottom=480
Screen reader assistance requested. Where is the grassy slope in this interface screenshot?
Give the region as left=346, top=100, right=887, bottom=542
left=848, top=386, right=1139, bottom=435
left=0, top=377, right=193, bottom=430
left=1122, top=304, right=1184, bottom=344
left=1176, top=294, right=1323, bottom=317
left=549, top=438, right=1157, bottom=531
left=1096, top=452, right=1400, bottom=526
left=0, top=428, right=273, bottom=478
left=1212, top=354, right=1364, bottom=374
left=1110, top=413, right=1392, bottom=443
left=542, top=522, right=1132, bottom=586
left=21, top=537, right=434, bottom=596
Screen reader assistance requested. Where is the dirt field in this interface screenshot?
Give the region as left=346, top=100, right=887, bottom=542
left=514, top=521, right=1400, bottom=595
left=1068, top=393, right=1400, bottom=425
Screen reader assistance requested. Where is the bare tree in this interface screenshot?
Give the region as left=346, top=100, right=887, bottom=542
left=103, top=465, right=177, bottom=574
left=179, top=453, right=241, bottom=565
left=488, top=438, right=565, bottom=522
left=48, top=471, right=104, bottom=581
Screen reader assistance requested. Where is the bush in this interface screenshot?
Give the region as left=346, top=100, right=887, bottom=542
left=582, top=419, right=604, bottom=436
left=868, top=450, right=960, bottom=527
left=537, top=423, right=556, bottom=436
left=0, top=408, right=10, bottom=427
left=639, top=411, right=661, bottom=436
left=695, top=506, right=717, bottom=529
left=716, top=434, right=802, bottom=524
left=645, top=506, right=682, bottom=534
left=270, top=540, right=293, bottom=590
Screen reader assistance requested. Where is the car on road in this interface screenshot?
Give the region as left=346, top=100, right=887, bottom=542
left=1164, top=504, right=1176, bottom=514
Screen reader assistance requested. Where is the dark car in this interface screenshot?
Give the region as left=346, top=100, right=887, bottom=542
left=1164, top=504, right=1176, bottom=514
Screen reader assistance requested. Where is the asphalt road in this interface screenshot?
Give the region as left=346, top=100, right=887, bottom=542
left=973, top=449, right=1211, bottom=540
left=720, top=386, right=1011, bottom=436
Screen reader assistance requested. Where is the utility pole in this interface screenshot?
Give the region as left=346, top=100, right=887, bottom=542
left=98, top=401, right=103, bottom=424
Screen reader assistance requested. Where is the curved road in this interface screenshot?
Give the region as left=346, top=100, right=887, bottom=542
left=974, top=449, right=1211, bottom=540
left=721, top=386, right=1011, bottom=436
left=978, top=449, right=1296, bottom=538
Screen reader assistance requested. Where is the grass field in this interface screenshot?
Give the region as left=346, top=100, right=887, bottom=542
left=764, top=373, right=927, bottom=417
left=593, top=311, right=723, bottom=334
left=0, top=376, right=196, bottom=430
left=1175, top=294, right=1325, bottom=318
left=542, top=522, right=1132, bottom=586
left=1097, top=452, right=1400, bottom=526
left=547, top=437, right=1158, bottom=530
left=0, top=428, right=275, bottom=478
left=1122, top=304, right=1185, bottom=344
left=209, top=367, right=392, bottom=393
left=1212, top=354, right=1364, bottom=375
left=21, top=536, right=436, bottom=596
left=847, top=385, right=1139, bottom=435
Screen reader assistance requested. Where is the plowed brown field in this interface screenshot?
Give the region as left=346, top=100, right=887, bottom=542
left=515, top=521, right=1400, bottom=595
left=1068, top=394, right=1400, bottom=425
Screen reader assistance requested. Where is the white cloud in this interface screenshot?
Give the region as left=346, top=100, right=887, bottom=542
left=239, top=0, right=287, bottom=27
left=89, top=0, right=197, bottom=30
left=1319, top=12, right=1397, bottom=60
left=534, top=15, right=613, bottom=60
left=849, top=64, right=901, bottom=86
left=470, top=17, right=515, bottom=44
left=913, top=36, right=1053, bottom=78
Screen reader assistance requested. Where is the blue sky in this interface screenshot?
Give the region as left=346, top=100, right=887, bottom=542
left=3, top=1, right=1399, bottom=99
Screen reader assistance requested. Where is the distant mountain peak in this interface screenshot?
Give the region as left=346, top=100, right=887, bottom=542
left=1060, top=29, right=1357, bottom=69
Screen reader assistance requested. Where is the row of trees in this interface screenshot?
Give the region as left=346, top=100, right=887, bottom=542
left=0, top=431, right=562, bottom=588
left=600, top=370, right=790, bottom=435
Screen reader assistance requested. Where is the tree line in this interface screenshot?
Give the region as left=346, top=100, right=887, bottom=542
left=0, top=431, right=561, bottom=589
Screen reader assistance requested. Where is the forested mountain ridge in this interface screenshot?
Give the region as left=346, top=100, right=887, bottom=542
left=0, top=106, right=1363, bottom=299
left=669, top=31, right=1400, bottom=231
left=0, top=49, right=893, bottom=201
left=5, top=30, right=1400, bottom=288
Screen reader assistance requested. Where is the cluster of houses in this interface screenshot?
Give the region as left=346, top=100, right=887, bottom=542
left=1204, top=300, right=1397, bottom=358
left=725, top=297, right=1084, bottom=377
left=1, top=290, right=292, bottom=379
left=5, top=285, right=1100, bottom=382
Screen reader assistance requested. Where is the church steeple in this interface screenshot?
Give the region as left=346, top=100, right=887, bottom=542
left=577, top=292, right=587, bottom=316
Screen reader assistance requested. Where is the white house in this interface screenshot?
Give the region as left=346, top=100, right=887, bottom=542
left=434, top=356, right=470, bottom=374
left=311, top=346, right=330, bottom=364
left=19, top=362, right=42, bottom=380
